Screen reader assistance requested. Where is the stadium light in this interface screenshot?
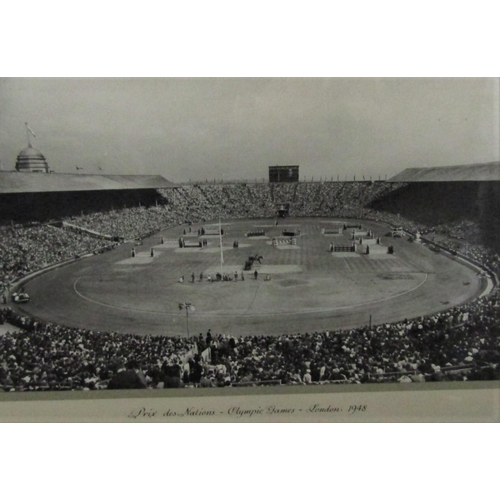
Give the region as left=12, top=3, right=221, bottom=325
left=178, top=302, right=195, bottom=337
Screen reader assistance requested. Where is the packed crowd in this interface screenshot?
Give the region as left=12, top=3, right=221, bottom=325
left=289, top=182, right=400, bottom=218
left=2, top=182, right=400, bottom=289
left=0, top=282, right=498, bottom=391
left=0, top=184, right=496, bottom=287
left=369, top=211, right=500, bottom=279
left=423, top=220, right=481, bottom=242
left=0, top=224, right=113, bottom=287
left=0, top=180, right=499, bottom=390
left=60, top=182, right=402, bottom=241
left=63, top=206, right=179, bottom=241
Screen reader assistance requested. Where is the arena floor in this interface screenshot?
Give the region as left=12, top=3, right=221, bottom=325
left=14, top=218, right=484, bottom=337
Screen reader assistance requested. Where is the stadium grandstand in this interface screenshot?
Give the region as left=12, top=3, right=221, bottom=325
left=0, top=172, right=175, bottom=223
left=389, top=161, right=500, bottom=182
left=0, top=158, right=499, bottom=391
left=0, top=134, right=176, bottom=223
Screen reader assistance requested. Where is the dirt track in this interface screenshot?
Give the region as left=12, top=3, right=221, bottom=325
left=14, top=218, right=483, bottom=337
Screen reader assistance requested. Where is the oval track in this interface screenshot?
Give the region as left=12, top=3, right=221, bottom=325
left=14, top=218, right=484, bottom=336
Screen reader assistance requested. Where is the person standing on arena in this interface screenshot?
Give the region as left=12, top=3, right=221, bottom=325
left=254, top=270, right=258, bottom=280
left=191, top=272, right=195, bottom=283
left=234, top=271, right=238, bottom=281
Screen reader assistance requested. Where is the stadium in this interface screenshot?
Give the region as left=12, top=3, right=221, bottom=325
left=1, top=142, right=500, bottom=391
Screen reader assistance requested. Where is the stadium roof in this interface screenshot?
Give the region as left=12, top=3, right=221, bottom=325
left=0, top=172, right=176, bottom=194
left=389, top=162, right=500, bottom=182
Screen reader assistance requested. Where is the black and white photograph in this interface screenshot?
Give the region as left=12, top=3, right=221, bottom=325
left=0, top=77, right=499, bottom=422
left=3, top=4, right=500, bottom=500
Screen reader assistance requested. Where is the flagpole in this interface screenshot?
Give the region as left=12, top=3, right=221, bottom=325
left=25, top=122, right=31, bottom=147
left=219, top=216, right=224, bottom=276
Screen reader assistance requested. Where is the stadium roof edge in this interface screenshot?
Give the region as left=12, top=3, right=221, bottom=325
left=0, top=172, right=177, bottom=194
left=389, top=161, right=500, bottom=182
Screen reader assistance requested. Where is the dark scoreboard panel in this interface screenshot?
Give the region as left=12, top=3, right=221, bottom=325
left=269, top=165, right=299, bottom=183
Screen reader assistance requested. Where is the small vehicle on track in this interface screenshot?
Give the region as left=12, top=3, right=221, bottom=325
left=12, top=292, right=30, bottom=303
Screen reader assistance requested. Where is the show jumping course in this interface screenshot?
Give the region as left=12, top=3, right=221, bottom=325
left=13, top=218, right=485, bottom=337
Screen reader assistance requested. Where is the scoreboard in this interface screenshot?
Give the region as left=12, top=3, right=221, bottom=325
left=269, top=165, right=299, bottom=183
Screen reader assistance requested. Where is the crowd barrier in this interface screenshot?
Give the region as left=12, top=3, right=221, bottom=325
left=247, top=230, right=265, bottom=237
left=231, top=379, right=282, bottom=387
left=59, top=222, right=116, bottom=241
left=414, top=235, right=498, bottom=289
left=369, top=363, right=476, bottom=379
left=6, top=242, right=119, bottom=297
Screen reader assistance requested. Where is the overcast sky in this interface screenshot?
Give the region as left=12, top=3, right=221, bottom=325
left=0, top=78, right=498, bottom=182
